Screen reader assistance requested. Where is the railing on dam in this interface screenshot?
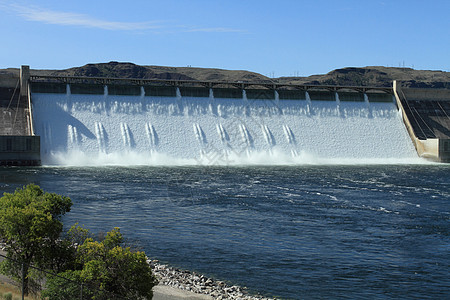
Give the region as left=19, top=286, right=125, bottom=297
left=29, top=74, right=393, bottom=92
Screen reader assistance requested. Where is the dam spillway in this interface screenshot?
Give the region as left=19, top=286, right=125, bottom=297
left=29, top=79, right=418, bottom=166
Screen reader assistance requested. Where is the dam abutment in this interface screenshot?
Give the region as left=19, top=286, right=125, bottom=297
left=0, top=66, right=40, bottom=166
left=393, top=80, right=450, bottom=162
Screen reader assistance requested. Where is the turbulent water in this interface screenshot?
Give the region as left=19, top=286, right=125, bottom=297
left=31, top=91, right=419, bottom=166
left=0, top=165, right=449, bottom=299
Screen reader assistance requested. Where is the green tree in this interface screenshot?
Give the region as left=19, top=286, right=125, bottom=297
left=41, top=223, right=92, bottom=274
left=43, top=227, right=158, bottom=300
left=0, top=184, right=72, bottom=295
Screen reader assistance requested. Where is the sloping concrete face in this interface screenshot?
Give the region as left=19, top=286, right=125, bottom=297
left=394, top=81, right=450, bottom=162
left=0, top=88, right=31, bottom=135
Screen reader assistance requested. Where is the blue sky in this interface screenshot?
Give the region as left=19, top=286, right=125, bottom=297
left=0, top=0, right=449, bottom=77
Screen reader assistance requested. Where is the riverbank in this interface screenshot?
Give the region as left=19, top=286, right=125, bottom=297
left=0, top=261, right=272, bottom=300
left=149, top=259, right=273, bottom=300
left=0, top=246, right=272, bottom=299
left=153, top=285, right=213, bottom=300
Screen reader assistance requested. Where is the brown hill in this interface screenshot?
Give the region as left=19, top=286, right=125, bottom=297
left=278, top=66, right=450, bottom=88
left=37, top=62, right=272, bottom=83
left=1, top=62, right=449, bottom=88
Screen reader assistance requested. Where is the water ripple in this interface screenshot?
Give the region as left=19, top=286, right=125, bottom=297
left=0, top=165, right=449, bottom=299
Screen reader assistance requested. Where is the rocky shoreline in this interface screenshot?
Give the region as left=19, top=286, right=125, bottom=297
left=148, top=259, right=273, bottom=300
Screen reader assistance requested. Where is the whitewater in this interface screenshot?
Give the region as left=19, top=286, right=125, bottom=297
left=31, top=88, right=420, bottom=166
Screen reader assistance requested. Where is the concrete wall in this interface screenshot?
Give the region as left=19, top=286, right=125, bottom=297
left=31, top=82, right=67, bottom=94
left=393, top=81, right=450, bottom=162
left=308, top=90, right=335, bottom=101
left=144, top=86, right=177, bottom=97
left=213, top=88, right=242, bottom=99
left=439, top=139, right=450, bottom=162
left=0, top=136, right=40, bottom=166
left=338, top=92, right=364, bottom=102
left=417, top=138, right=440, bottom=161
left=366, top=92, right=394, bottom=102
left=20, top=66, right=30, bottom=96
left=0, top=68, right=41, bottom=165
left=277, top=89, right=306, bottom=100
left=0, top=86, right=30, bottom=135
left=108, top=85, right=141, bottom=96
left=179, top=87, right=210, bottom=98
left=71, top=83, right=104, bottom=94
left=245, top=89, right=274, bottom=100
left=401, top=87, right=450, bottom=101
left=0, top=74, right=19, bottom=88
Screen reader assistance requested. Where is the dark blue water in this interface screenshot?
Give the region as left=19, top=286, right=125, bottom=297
left=0, top=165, right=449, bottom=299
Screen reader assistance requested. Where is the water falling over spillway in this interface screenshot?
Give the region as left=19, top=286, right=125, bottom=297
left=31, top=90, right=420, bottom=166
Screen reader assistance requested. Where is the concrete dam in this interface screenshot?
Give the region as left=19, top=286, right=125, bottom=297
left=1, top=66, right=450, bottom=165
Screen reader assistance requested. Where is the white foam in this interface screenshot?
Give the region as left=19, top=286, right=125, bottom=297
left=31, top=93, right=422, bottom=166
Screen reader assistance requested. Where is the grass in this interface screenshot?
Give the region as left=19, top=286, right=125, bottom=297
left=0, top=281, right=39, bottom=300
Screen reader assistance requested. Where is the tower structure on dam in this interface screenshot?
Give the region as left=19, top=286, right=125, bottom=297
left=394, top=81, right=450, bottom=162
left=0, top=66, right=40, bottom=166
